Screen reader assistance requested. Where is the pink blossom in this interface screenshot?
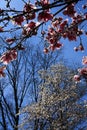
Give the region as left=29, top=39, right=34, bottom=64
left=73, top=75, right=81, bottom=82
left=13, top=15, right=24, bottom=25
left=23, top=3, right=36, bottom=20
left=23, top=3, right=36, bottom=12
left=40, top=0, right=50, bottom=6
left=82, top=56, right=87, bottom=65
left=23, top=21, right=38, bottom=36
left=72, top=14, right=83, bottom=24
left=0, top=50, right=17, bottom=65
left=78, top=68, right=87, bottom=76
left=59, top=20, right=68, bottom=31
left=6, top=38, right=15, bottom=44
left=52, top=17, right=63, bottom=28
left=63, top=4, right=76, bottom=17
left=49, top=42, right=63, bottom=51
left=46, top=27, right=58, bottom=44
left=38, top=11, right=53, bottom=22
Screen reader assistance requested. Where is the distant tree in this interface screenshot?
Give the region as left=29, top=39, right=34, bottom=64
left=0, top=50, right=32, bottom=130
left=20, top=64, right=87, bottom=130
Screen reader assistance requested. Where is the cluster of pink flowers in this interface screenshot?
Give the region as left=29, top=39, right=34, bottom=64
left=12, top=1, right=52, bottom=25
left=23, top=3, right=36, bottom=20
left=63, top=4, right=76, bottom=17
left=44, top=24, right=63, bottom=52
left=0, top=49, right=17, bottom=77
left=37, top=0, right=53, bottom=22
left=0, top=43, right=25, bottom=77
left=22, top=21, right=39, bottom=36
left=13, top=15, right=24, bottom=25
left=38, top=11, right=53, bottom=22
left=10, top=1, right=86, bottom=52
left=74, top=56, right=87, bottom=82
left=0, top=0, right=87, bottom=78
left=43, top=13, right=84, bottom=52
left=11, top=1, right=53, bottom=37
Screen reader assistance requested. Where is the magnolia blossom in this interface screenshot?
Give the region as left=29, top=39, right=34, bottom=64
left=23, top=3, right=36, bottom=20
left=73, top=75, right=81, bottom=82
left=59, top=20, right=68, bottom=31
left=46, top=27, right=59, bottom=44
left=49, top=42, right=63, bottom=51
left=0, top=50, right=17, bottom=65
left=52, top=17, right=63, bottom=28
left=38, top=11, right=53, bottom=22
left=72, top=14, right=83, bottom=24
left=13, top=15, right=24, bottom=25
left=82, top=56, right=87, bottom=65
left=23, top=21, right=39, bottom=36
left=40, top=0, right=50, bottom=6
left=6, top=38, right=15, bottom=44
left=78, top=68, right=87, bottom=76
left=63, top=4, right=76, bottom=17
left=23, top=3, right=36, bottom=12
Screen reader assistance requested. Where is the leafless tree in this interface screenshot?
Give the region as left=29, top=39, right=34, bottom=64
left=0, top=42, right=61, bottom=130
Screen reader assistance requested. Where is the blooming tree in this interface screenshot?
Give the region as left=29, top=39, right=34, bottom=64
left=19, top=64, right=87, bottom=130
left=0, top=0, right=87, bottom=80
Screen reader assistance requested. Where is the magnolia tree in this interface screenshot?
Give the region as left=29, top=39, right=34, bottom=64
left=19, top=64, right=87, bottom=130
left=0, top=0, right=87, bottom=81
